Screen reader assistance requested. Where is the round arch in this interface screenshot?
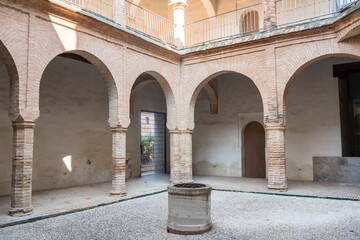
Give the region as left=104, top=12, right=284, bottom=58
left=282, top=53, right=360, bottom=123
left=189, top=70, right=265, bottom=130
left=0, top=40, right=19, bottom=121
left=128, top=70, right=177, bottom=130
left=0, top=40, right=19, bottom=197
left=37, top=50, right=119, bottom=127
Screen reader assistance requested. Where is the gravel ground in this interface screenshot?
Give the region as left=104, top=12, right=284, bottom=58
left=1, top=191, right=360, bottom=240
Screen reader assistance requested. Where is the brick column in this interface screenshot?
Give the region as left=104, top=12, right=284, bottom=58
left=266, top=124, right=287, bottom=191
left=110, top=127, right=126, bottom=196
left=169, top=130, right=193, bottom=184
left=114, top=0, right=126, bottom=26
left=262, top=0, right=277, bottom=30
left=9, top=122, right=35, bottom=216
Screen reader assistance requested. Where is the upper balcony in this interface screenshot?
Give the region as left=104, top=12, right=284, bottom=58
left=57, top=0, right=360, bottom=49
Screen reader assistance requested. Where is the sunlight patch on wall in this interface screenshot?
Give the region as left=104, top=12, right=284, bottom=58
left=49, top=15, right=78, bottom=51
left=62, top=155, right=73, bottom=172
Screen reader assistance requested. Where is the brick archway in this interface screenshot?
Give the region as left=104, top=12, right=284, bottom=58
left=0, top=41, right=20, bottom=121
left=280, top=52, right=360, bottom=184
left=35, top=50, right=120, bottom=128
left=188, top=70, right=265, bottom=130
left=281, top=53, right=360, bottom=124
left=128, top=71, right=177, bottom=131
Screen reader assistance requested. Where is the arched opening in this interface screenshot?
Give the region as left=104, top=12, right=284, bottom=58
left=34, top=52, right=115, bottom=192
left=284, top=56, right=360, bottom=184
left=243, top=121, right=265, bottom=178
left=127, top=72, right=171, bottom=180
left=0, top=42, right=16, bottom=197
left=242, top=10, right=259, bottom=34
left=192, top=72, right=264, bottom=179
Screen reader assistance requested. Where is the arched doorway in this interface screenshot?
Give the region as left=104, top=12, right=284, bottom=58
left=127, top=72, right=173, bottom=179
left=244, top=121, right=265, bottom=178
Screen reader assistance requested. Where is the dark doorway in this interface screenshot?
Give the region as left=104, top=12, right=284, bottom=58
left=334, top=61, right=360, bottom=156
left=140, top=111, right=166, bottom=175
left=244, top=121, right=266, bottom=178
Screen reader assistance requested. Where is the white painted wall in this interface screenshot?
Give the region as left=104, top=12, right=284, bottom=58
left=285, top=57, right=355, bottom=180
left=193, top=73, right=263, bottom=177
left=126, top=83, right=170, bottom=178
left=0, top=57, right=12, bottom=196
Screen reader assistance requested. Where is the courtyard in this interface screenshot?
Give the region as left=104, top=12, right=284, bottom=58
left=0, top=174, right=360, bottom=239
left=0, top=186, right=359, bottom=239
left=1, top=0, right=360, bottom=238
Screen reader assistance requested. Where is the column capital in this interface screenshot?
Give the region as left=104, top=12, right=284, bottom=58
left=168, top=129, right=193, bottom=134
left=111, top=126, right=127, bottom=133
left=12, top=121, right=36, bottom=129
left=264, top=124, right=286, bottom=131
left=169, top=0, right=188, bottom=9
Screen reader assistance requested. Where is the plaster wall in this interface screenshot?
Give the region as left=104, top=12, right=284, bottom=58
left=126, top=83, right=170, bottom=178
left=285, top=58, right=355, bottom=180
left=193, top=73, right=263, bottom=177
left=0, top=57, right=12, bottom=196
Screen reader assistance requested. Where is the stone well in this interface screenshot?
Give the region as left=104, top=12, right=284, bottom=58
left=167, top=183, right=212, bottom=235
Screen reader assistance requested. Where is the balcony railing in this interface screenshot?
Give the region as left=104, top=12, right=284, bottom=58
left=59, top=0, right=360, bottom=48
left=184, top=3, right=262, bottom=47
left=64, top=0, right=114, bottom=20
left=125, top=0, right=176, bottom=46
left=277, top=0, right=359, bottom=26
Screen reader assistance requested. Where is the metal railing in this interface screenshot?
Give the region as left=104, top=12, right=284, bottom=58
left=125, top=0, right=175, bottom=46
left=60, top=0, right=359, bottom=48
left=276, top=0, right=359, bottom=27
left=184, top=3, right=262, bottom=47
left=64, top=0, right=114, bottom=20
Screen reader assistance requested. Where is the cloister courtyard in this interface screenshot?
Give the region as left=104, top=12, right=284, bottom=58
left=1, top=0, right=360, bottom=238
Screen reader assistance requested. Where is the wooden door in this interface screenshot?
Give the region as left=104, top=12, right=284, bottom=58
left=244, top=121, right=266, bottom=178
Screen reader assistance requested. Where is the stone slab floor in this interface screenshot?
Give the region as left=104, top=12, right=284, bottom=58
left=0, top=174, right=359, bottom=227
left=1, top=191, right=360, bottom=240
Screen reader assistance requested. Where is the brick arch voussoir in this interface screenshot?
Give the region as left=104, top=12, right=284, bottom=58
left=129, top=79, right=156, bottom=114
left=280, top=43, right=360, bottom=125
left=33, top=47, right=120, bottom=127
left=0, top=40, right=22, bottom=122
left=203, top=82, right=218, bottom=114
left=127, top=70, right=178, bottom=130
left=187, top=61, right=266, bottom=130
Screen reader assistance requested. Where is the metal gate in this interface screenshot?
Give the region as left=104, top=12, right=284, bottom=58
left=140, top=111, right=166, bottom=175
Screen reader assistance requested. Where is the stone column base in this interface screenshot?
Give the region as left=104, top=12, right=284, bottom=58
left=9, top=206, right=33, bottom=217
